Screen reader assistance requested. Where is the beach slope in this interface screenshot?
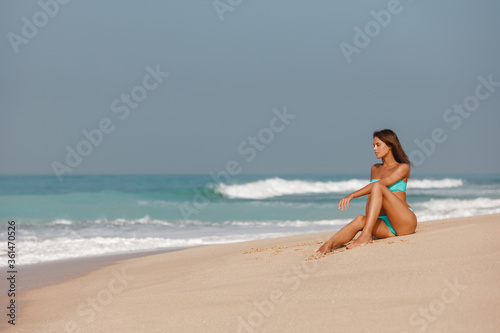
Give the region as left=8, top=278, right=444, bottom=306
left=5, top=214, right=500, bottom=332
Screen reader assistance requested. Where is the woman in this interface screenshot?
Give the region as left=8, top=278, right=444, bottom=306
left=318, top=129, right=417, bottom=253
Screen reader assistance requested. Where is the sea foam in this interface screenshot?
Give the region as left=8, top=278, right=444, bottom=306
left=216, top=177, right=464, bottom=199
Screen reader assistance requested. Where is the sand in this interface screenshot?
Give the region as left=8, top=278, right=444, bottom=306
left=3, top=214, right=500, bottom=333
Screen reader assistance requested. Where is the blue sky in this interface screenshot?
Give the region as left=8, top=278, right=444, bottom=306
left=1, top=0, right=499, bottom=175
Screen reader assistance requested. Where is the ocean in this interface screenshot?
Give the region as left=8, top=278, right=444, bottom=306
left=1, top=174, right=499, bottom=266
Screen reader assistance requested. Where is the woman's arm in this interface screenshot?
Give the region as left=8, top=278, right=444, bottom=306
left=375, top=163, right=409, bottom=188
left=338, top=163, right=409, bottom=210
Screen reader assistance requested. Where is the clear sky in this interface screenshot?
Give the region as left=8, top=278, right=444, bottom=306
left=1, top=0, right=499, bottom=176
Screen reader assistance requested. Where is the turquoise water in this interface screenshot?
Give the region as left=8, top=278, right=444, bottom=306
left=1, top=174, right=499, bottom=265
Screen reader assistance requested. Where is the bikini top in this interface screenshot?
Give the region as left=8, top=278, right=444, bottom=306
left=370, top=179, right=407, bottom=192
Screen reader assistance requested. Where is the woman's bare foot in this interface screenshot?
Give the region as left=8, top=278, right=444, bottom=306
left=346, top=234, right=372, bottom=249
left=317, top=242, right=332, bottom=254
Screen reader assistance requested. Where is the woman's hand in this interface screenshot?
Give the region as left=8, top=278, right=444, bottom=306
left=338, top=194, right=354, bottom=211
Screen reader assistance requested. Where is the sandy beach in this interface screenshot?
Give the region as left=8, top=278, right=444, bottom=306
left=4, top=213, right=500, bottom=332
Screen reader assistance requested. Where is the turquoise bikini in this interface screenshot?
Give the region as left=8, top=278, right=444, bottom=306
left=370, top=179, right=414, bottom=236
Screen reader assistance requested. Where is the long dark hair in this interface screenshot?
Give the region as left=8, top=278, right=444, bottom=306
left=373, top=129, right=413, bottom=172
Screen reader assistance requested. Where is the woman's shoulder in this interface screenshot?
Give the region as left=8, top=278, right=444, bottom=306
left=370, top=164, right=383, bottom=179
left=373, top=162, right=409, bottom=171
left=392, top=163, right=410, bottom=181
left=397, top=162, right=410, bottom=173
left=371, top=163, right=409, bottom=179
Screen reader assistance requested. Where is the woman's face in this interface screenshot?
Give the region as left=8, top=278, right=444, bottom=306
left=373, top=136, right=390, bottom=159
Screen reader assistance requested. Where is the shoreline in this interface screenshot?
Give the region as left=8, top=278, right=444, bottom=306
left=4, top=214, right=500, bottom=332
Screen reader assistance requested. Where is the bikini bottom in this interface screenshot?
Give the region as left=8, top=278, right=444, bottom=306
left=379, top=207, right=415, bottom=236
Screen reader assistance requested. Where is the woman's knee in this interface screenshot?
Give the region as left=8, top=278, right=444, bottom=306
left=351, top=215, right=366, bottom=228
left=371, top=181, right=384, bottom=193
left=371, top=182, right=387, bottom=197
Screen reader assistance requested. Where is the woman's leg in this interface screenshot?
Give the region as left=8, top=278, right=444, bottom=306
left=365, top=191, right=403, bottom=239
left=317, top=216, right=396, bottom=253
left=317, top=215, right=366, bottom=253
left=347, top=182, right=417, bottom=249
